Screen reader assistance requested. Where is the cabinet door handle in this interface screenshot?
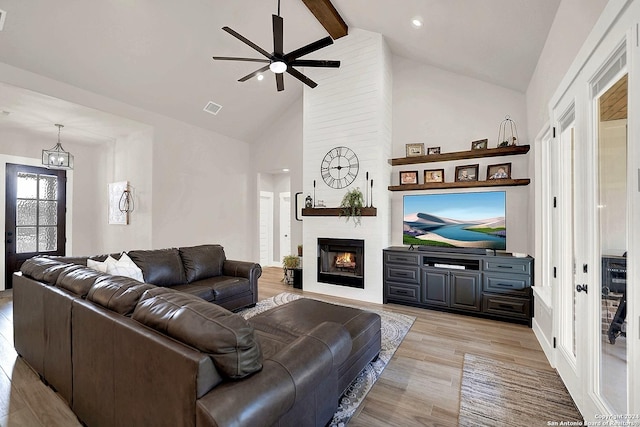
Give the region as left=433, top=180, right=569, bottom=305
left=394, top=272, right=410, bottom=277
left=396, top=290, right=409, bottom=295
left=496, top=265, right=513, bottom=269
left=493, top=283, right=513, bottom=288
left=498, top=303, right=515, bottom=310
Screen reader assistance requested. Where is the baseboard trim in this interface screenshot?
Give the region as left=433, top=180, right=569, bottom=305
left=532, top=318, right=555, bottom=369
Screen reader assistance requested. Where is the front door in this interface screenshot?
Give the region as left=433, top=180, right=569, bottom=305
left=5, top=163, right=67, bottom=288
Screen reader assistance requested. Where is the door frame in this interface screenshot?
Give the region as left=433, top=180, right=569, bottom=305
left=1, top=155, right=74, bottom=290
left=279, top=191, right=291, bottom=261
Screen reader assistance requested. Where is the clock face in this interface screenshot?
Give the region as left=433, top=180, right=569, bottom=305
left=320, top=146, right=359, bottom=189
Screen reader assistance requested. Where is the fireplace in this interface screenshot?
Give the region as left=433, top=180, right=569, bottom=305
left=317, top=238, right=364, bottom=288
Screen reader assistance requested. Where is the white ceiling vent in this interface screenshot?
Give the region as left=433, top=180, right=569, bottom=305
left=0, top=9, right=7, bottom=31
left=203, top=101, right=222, bottom=115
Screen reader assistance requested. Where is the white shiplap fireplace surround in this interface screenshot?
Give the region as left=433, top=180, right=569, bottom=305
left=302, top=29, right=392, bottom=304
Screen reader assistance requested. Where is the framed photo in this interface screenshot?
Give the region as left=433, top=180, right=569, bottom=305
left=454, top=164, right=479, bottom=182
left=399, top=170, right=419, bottom=185
left=424, top=169, right=444, bottom=183
left=487, top=162, right=512, bottom=180
left=427, top=146, right=441, bottom=155
left=471, top=139, right=488, bottom=150
left=405, top=143, right=425, bottom=157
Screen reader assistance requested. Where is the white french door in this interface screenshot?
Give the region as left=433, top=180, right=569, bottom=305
left=549, top=11, right=639, bottom=417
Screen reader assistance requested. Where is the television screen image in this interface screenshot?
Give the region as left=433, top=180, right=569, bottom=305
left=403, top=191, right=506, bottom=250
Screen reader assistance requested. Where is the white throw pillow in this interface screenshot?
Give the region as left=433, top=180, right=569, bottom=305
left=105, top=253, right=144, bottom=282
left=87, top=256, right=117, bottom=273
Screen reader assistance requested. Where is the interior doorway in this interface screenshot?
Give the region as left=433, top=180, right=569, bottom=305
left=5, top=163, right=67, bottom=289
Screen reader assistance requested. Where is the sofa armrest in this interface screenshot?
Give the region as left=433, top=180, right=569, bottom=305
left=222, top=260, right=262, bottom=292
left=195, top=321, right=351, bottom=427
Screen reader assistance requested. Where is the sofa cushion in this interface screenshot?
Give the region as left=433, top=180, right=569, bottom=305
left=170, top=276, right=252, bottom=303
left=20, top=257, right=66, bottom=282
left=57, top=266, right=111, bottom=297
left=133, top=289, right=262, bottom=379
left=127, top=248, right=186, bottom=286
left=87, top=276, right=156, bottom=316
left=179, top=244, right=226, bottom=283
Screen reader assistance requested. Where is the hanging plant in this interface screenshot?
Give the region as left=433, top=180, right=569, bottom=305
left=339, top=187, right=364, bottom=226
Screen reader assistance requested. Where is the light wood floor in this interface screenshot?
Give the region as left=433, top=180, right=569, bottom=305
left=0, top=267, right=555, bottom=426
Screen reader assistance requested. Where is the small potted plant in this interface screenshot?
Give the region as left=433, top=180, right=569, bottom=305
left=339, top=187, right=364, bottom=226
left=282, top=255, right=300, bottom=284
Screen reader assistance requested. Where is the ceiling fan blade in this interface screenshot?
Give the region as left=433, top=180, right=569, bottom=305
left=238, top=65, right=270, bottom=82
left=276, top=73, right=285, bottom=92
left=212, top=56, right=270, bottom=63
left=285, top=36, right=333, bottom=61
left=286, top=67, right=318, bottom=89
left=222, top=26, right=273, bottom=59
left=273, top=15, right=284, bottom=56
left=289, top=59, right=340, bottom=68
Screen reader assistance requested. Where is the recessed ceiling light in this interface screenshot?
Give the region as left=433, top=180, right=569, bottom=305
left=257, top=74, right=264, bottom=81
left=411, top=16, right=423, bottom=28
left=282, top=168, right=290, bottom=172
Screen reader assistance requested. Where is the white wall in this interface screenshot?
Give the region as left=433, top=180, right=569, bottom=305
left=390, top=56, right=531, bottom=254
left=526, top=0, right=609, bottom=140
left=0, top=61, right=258, bottom=262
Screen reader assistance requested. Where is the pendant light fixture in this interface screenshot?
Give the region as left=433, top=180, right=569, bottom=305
left=42, top=123, right=74, bottom=169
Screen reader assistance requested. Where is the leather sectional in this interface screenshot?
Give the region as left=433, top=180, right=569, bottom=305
left=13, top=244, right=381, bottom=427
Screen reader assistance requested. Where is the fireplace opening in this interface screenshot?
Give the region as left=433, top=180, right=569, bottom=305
left=317, top=238, right=364, bottom=288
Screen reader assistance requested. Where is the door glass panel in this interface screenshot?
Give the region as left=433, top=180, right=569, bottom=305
left=38, top=227, right=57, bottom=252
left=38, top=201, right=58, bottom=225
left=17, top=172, right=37, bottom=198
left=39, top=175, right=58, bottom=200
left=16, top=227, right=37, bottom=253
left=598, top=74, right=627, bottom=413
left=17, top=199, right=37, bottom=226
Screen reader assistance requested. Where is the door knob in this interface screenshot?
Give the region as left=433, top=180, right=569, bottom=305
left=576, top=284, right=588, bottom=293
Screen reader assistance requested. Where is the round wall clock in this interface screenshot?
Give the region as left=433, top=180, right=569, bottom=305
left=320, top=146, right=359, bottom=189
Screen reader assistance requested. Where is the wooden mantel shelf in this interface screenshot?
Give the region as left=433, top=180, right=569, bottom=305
left=389, top=145, right=530, bottom=166
left=388, top=178, right=530, bottom=192
left=301, top=207, right=378, bottom=217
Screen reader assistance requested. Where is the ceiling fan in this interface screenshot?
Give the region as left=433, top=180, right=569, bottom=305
left=212, top=0, right=340, bottom=92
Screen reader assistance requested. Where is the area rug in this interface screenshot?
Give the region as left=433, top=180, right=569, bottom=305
left=239, top=292, right=415, bottom=427
left=458, top=354, right=583, bottom=426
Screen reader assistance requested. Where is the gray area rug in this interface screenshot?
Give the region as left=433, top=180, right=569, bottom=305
left=459, top=354, right=583, bottom=426
left=240, top=292, right=415, bottom=427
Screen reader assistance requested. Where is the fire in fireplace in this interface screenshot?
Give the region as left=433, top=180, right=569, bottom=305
left=317, top=238, right=364, bottom=288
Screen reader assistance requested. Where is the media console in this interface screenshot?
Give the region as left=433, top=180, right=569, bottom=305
left=383, top=246, right=533, bottom=326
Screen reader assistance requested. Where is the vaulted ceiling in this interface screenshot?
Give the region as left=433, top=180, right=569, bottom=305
left=0, top=0, right=561, bottom=143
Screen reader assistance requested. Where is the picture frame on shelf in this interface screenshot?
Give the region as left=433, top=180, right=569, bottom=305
left=455, top=164, right=479, bottom=182
left=424, top=169, right=444, bottom=183
left=487, top=162, right=511, bottom=180
left=405, top=143, right=425, bottom=157
left=471, top=139, right=488, bottom=150
left=399, top=170, right=419, bottom=185
left=427, top=146, right=441, bottom=155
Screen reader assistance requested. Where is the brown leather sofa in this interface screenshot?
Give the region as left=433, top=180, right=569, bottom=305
left=60, top=244, right=261, bottom=311
left=13, top=252, right=381, bottom=427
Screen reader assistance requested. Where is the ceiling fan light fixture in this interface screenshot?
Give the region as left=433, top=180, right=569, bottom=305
left=269, top=61, right=287, bottom=74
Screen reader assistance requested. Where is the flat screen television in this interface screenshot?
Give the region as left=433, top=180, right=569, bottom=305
left=403, top=191, right=506, bottom=251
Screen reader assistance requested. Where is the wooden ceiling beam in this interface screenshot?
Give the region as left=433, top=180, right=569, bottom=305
left=301, top=0, right=348, bottom=39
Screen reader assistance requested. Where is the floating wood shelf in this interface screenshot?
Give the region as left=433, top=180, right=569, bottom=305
left=301, top=207, right=378, bottom=216
left=388, top=179, right=530, bottom=192
left=389, top=145, right=530, bottom=166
